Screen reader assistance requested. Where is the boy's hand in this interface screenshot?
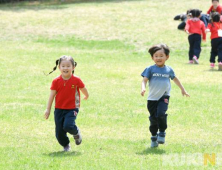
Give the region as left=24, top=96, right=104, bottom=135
left=44, top=109, right=50, bottom=119
left=182, top=90, right=190, bottom=97
left=141, top=89, right=146, bottom=96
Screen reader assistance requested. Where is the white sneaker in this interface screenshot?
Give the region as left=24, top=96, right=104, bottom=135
left=63, top=144, right=71, bottom=152
left=151, top=136, right=158, bottom=148
left=193, top=56, right=199, bottom=64
left=157, top=132, right=166, bottom=144
left=73, top=128, right=82, bottom=145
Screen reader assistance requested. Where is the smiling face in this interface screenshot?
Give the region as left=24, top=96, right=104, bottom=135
left=59, top=60, right=74, bottom=79
left=152, top=49, right=169, bottom=67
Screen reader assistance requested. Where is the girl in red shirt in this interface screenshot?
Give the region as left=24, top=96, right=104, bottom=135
left=44, top=56, right=89, bottom=151
left=185, top=9, right=206, bottom=64
left=206, top=12, right=222, bottom=70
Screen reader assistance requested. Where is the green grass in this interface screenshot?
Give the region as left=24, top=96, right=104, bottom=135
left=0, top=0, right=222, bottom=169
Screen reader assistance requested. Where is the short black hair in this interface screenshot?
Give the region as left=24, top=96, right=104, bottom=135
left=212, top=0, right=219, bottom=2
left=211, top=12, right=220, bottom=22
left=148, top=44, right=170, bottom=57
left=190, top=9, right=202, bottom=18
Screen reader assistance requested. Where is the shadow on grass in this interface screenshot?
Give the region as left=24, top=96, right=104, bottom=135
left=137, top=147, right=166, bottom=155
left=0, top=0, right=143, bottom=11
left=44, top=150, right=82, bottom=157
left=204, top=69, right=222, bottom=72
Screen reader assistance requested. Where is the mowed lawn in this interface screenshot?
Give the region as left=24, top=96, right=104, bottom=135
left=0, top=0, right=222, bottom=169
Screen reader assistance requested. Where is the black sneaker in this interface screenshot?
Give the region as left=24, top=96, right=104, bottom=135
left=174, top=15, right=181, bottom=20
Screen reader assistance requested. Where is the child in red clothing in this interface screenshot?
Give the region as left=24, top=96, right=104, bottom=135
left=185, top=9, right=206, bottom=64
left=206, top=12, right=222, bottom=70
left=207, top=0, right=222, bottom=15
left=44, top=56, right=89, bottom=151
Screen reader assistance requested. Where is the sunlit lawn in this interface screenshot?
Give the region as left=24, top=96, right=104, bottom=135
left=0, top=0, right=222, bottom=169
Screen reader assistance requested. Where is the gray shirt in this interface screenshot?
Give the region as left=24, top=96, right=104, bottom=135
left=141, top=65, right=175, bottom=100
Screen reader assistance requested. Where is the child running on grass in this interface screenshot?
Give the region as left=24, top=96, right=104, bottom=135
left=141, top=44, right=190, bottom=148
left=44, top=55, right=89, bottom=151
left=206, top=12, right=222, bottom=70
left=185, top=9, right=206, bottom=64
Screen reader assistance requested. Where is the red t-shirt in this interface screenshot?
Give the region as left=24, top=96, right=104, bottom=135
left=207, top=5, right=222, bottom=14
left=207, top=22, right=222, bottom=39
left=185, top=19, right=206, bottom=40
left=50, top=75, right=85, bottom=109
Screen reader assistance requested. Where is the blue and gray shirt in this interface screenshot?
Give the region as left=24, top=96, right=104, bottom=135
left=141, top=65, right=176, bottom=101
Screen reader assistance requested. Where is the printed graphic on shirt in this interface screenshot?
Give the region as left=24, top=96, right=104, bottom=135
left=153, top=73, right=170, bottom=78
left=71, top=85, right=75, bottom=89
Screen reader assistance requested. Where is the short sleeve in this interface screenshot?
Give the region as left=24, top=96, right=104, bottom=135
left=141, top=67, right=151, bottom=79
left=77, top=78, right=85, bottom=88
left=207, top=23, right=212, bottom=30
left=169, top=68, right=176, bottom=80
left=50, top=79, right=57, bottom=90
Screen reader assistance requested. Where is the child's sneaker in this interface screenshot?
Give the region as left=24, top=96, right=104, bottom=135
left=189, top=60, right=193, bottom=64
left=210, top=63, right=215, bottom=68
left=174, top=14, right=181, bottom=20
left=150, top=136, right=158, bottom=148
left=73, top=128, right=82, bottom=145
left=193, top=56, right=199, bottom=64
left=157, top=132, right=166, bottom=144
left=63, top=144, right=71, bottom=152
left=219, top=62, right=222, bottom=71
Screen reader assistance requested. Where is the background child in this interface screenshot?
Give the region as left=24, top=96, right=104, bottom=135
left=206, top=12, right=222, bottom=70
left=174, top=10, right=209, bottom=30
left=185, top=9, right=206, bottom=64
left=141, top=44, right=189, bottom=148
left=44, top=55, right=89, bottom=151
left=207, top=0, right=222, bottom=15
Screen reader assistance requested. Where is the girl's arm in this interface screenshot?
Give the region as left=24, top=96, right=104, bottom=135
left=80, top=87, right=89, bottom=100
left=141, top=77, right=148, bottom=96
left=44, top=90, right=57, bottom=119
left=201, top=23, right=206, bottom=41
left=184, top=20, right=190, bottom=34
left=173, top=77, right=190, bottom=97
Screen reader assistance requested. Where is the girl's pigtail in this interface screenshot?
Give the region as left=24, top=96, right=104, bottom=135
left=72, top=61, right=77, bottom=74
left=47, top=59, right=59, bottom=75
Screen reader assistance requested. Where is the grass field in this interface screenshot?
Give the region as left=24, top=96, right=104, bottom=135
left=0, top=0, right=222, bottom=169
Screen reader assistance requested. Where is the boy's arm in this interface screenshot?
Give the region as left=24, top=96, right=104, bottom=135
left=207, top=6, right=213, bottom=14
left=44, top=90, right=57, bottom=119
left=141, top=77, right=148, bottom=96
left=173, top=77, right=190, bottom=97
left=80, top=87, right=89, bottom=100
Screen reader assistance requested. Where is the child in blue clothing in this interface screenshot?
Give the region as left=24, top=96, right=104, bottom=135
left=141, top=44, right=190, bottom=148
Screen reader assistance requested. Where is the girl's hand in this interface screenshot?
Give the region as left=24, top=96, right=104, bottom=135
left=83, top=96, right=88, bottom=100
left=185, top=30, right=190, bottom=34
left=44, top=109, right=50, bottom=119
left=141, top=89, right=146, bottom=96
left=182, top=90, right=190, bottom=97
